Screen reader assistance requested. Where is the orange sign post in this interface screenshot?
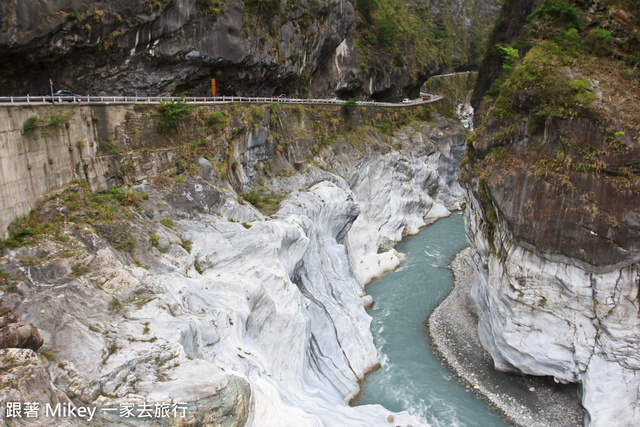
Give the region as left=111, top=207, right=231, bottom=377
left=211, top=79, right=216, bottom=96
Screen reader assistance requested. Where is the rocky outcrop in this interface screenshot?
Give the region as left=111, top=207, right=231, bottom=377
left=0, top=348, right=80, bottom=427
left=0, top=306, right=43, bottom=351
left=0, top=111, right=466, bottom=424
left=428, top=248, right=585, bottom=427
left=465, top=187, right=640, bottom=426
left=461, top=1, right=640, bottom=425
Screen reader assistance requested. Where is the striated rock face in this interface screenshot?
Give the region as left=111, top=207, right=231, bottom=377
left=343, top=117, right=465, bottom=284
left=475, top=117, right=640, bottom=269
left=465, top=188, right=640, bottom=426
left=461, top=1, right=640, bottom=424
left=0, top=0, right=501, bottom=100
left=0, top=115, right=465, bottom=425
left=0, top=0, right=354, bottom=97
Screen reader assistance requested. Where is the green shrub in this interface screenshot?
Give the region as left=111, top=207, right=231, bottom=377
left=197, top=0, right=224, bottom=16
left=116, top=162, right=135, bottom=180
left=356, top=0, right=378, bottom=22
left=569, top=78, right=589, bottom=91
left=292, top=105, right=305, bottom=119
left=344, top=98, right=358, bottom=109
left=194, top=262, right=204, bottom=274
left=67, top=10, right=82, bottom=22
left=23, top=116, right=41, bottom=136
left=558, top=28, right=581, bottom=52
left=241, top=190, right=280, bottom=215
left=486, top=206, right=498, bottom=224
left=38, top=346, right=56, bottom=361
left=242, top=191, right=261, bottom=206
left=375, top=119, right=390, bottom=135
left=207, top=111, right=228, bottom=130
left=146, top=0, right=168, bottom=9
left=108, top=297, right=122, bottom=311
left=434, top=96, right=454, bottom=118
left=47, top=112, right=73, bottom=129
left=417, top=106, right=433, bottom=121
left=245, top=0, right=280, bottom=16
left=160, top=217, right=175, bottom=229
left=156, top=98, right=195, bottom=132
left=393, top=52, right=407, bottom=67
left=353, top=0, right=454, bottom=73
left=105, top=187, right=142, bottom=206
left=375, top=12, right=399, bottom=48
left=586, top=28, right=611, bottom=55
left=569, top=79, right=596, bottom=106
left=0, top=213, right=45, bottom=249
left=497, top=45, right=519, bottom=69
left=103, top=135, right=119, bottom=155
left=23, top=110, right=73, bottom=139
left=252, top=107, right=264, bottom=119
left=70, top=263, right=87, bottom=278
left=528, top=0, right=582, bottom=30
left=113, top=237, right=135, bottom=253
left=180, top=238, right=192, bottom=253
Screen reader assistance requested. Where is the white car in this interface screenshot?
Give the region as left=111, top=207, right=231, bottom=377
left=402, top=98, right=411, bottom=104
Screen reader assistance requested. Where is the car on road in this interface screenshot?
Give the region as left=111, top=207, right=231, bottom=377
left=46, top=90, right=84, bottom=103
left=422, top=94, right=431, bottom=101
left=402, top=98, right=412, bottom=104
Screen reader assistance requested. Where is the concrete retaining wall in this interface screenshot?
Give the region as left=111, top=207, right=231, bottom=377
left=0, top=104, right=182, bottom=236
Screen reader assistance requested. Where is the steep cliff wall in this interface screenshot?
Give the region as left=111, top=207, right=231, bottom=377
left=0, top=0, right=500, bottom=101
left=462, top=0, right=640, bottom=425
left=0, top=101, right=434, bottom=236
left=0, top=0, right=353, bottom=98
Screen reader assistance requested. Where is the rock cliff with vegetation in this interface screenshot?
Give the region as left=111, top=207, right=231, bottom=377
left=0, top=0, right=500, bottom=100
left=461, top=0, right=640, bottom=424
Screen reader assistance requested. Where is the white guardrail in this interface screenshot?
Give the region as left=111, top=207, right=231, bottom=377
left=0, top=95, right=442, bottom=108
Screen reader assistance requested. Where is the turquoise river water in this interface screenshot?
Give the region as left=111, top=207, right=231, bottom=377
left=353, top=212, right=507, bottom=427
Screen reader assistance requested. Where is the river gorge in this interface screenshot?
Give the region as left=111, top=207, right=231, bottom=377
left=2, top=0, right=640, bottom=425
left=1, top=102, right=477, bottom=426
left=354, top=213, right=507, bottom=426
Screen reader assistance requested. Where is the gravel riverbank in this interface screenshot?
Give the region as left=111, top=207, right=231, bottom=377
left=426, top=247, right=586, bottom=427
